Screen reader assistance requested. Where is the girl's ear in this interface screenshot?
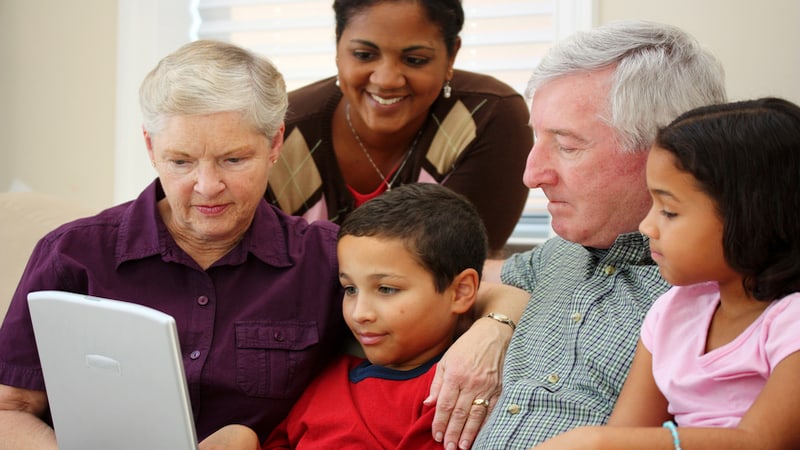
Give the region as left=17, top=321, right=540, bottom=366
left=450, top=268, right=479, bottom=314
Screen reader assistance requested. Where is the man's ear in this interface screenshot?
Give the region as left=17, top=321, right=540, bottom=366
left=450, top=268, right=479, bottom=314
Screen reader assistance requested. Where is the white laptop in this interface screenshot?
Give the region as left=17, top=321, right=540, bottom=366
left=27, top=290, right=198, bottom=450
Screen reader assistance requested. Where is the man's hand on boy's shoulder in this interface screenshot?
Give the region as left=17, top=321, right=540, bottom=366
left=423, top=281, right=529, bottom=449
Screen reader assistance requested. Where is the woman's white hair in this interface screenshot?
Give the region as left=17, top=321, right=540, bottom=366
left=527, top=20, right=727, bottom=153
left=139, top=40, right=288, bottom=140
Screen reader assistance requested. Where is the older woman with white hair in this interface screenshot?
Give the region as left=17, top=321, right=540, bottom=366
left=0, top=39, right=338, bottom=449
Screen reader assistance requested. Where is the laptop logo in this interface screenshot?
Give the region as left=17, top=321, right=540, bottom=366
left=85, top=354, right=122, bottom=375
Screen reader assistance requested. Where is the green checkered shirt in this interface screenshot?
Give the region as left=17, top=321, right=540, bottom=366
left=474, top=232, right=669, bottom=448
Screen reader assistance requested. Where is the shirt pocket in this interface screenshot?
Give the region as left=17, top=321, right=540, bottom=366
left=234, top=321, right=319, bottom=398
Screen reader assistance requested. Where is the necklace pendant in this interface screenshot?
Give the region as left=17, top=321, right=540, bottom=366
left=345, top=103, right=419, bottom=194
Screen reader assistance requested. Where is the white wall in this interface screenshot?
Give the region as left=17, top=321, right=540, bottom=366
left=599, top=0, right=800, bottom=104
left=1, top=0, right=117, bottom=210
left=1, top=0, right=798, bottom=210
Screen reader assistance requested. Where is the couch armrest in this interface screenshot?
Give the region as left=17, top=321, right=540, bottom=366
left=0, top=192, right=96, bottom=321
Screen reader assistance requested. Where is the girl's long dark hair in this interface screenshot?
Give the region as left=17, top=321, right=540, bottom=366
left=656, top=97, right=800, bottom=301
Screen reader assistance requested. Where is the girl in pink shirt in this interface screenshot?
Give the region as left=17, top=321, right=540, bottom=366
left=534, top=97, right=800, bottom=449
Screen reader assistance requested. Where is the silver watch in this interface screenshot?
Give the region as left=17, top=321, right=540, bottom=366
left=486, top=312, right=516, bottom=330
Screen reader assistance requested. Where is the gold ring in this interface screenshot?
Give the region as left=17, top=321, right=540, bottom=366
left=472, top=398, right=489, bottom=408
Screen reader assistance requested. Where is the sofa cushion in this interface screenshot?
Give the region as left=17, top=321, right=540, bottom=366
left=0, top=192, right=96, bottom=320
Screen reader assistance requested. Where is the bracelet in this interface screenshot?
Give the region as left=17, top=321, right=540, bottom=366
left=485, top=312, right=516, bottom=330
left=662, top=420, right=682, bottom=450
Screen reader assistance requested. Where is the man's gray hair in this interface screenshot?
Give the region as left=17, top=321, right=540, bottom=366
left=528, top=20, right=726, bottom=152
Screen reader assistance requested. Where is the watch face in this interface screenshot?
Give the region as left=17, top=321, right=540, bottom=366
left=488, top=312, right=515, bottom=330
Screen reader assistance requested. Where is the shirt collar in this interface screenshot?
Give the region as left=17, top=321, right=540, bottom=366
left=579, top=231, right=655, bottom=279
left=606, top=231, right=655, bottom=266
left=115, top=179, right=293, bottom=269
left=349, top=353, right=443, bottom=383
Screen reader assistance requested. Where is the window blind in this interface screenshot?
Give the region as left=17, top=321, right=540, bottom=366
left=193, top=0, right=594, bottom=246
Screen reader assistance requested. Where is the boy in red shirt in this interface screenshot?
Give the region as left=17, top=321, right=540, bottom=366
left=263, top=183, right=491, bottom=449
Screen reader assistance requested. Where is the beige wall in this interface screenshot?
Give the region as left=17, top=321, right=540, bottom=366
left=0, top=0, right=117, bottom=211
left=599, top=0, right=800, bottom=104
left=1, top=0, right=798, bottom=211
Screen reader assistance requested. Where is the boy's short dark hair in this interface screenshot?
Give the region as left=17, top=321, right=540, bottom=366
left=338, top=183, right=488, bottom=292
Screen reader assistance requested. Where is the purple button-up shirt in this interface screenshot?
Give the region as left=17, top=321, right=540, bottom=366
left=0, top=180, right=346, bottom=442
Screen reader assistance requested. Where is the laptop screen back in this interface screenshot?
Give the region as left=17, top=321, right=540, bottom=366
left=27, top=290, right=198, bottom=450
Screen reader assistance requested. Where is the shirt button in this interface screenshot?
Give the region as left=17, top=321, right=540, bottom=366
left=546, top=373, right=560, bottom=384
left=273, top=331, right=285, bottom=342
left=197, top=295, right=209, bottom=306
left=507, top=404, right=521, bottom=414
left=190, top=350, right=201, bottom=360
left=571, top=312, right=583, bottom=323
left=603, top=265, right=616, bottom=276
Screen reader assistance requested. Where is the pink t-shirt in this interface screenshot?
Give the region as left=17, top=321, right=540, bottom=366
left=641, top=282, right=800, bottom=427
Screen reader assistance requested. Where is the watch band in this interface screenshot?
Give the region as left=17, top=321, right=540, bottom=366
left=486, top=312, right=516, bottom=330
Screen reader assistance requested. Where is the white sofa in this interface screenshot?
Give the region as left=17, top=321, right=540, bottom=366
left=0, top=192, right=96, bottom=320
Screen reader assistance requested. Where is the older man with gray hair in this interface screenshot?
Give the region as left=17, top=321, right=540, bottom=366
left=472, top=20, right=726, bottom=449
